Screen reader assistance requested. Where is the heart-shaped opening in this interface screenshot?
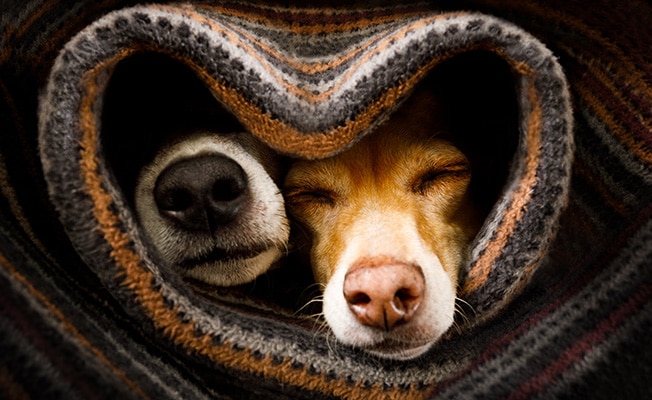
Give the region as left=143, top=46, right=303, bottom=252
left=99, top=50, right=520, bottom=315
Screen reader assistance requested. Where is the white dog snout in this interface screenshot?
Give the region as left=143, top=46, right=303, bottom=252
left=135, top=132, right=290, bottom=286
left=343, top=258, right=424, bottom=331
left=154, top=154, right=250, bottom=233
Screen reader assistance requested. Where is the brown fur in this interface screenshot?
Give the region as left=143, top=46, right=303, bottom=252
left=284, top=87, right=483, bottom=359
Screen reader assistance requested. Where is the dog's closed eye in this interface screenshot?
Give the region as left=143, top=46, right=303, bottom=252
left=411, top=162, right=471, bottom=195
left=285, top=187, right=338, bottom=207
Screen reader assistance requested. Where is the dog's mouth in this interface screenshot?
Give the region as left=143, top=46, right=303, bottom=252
left=178, top=243, right=272, bottom=270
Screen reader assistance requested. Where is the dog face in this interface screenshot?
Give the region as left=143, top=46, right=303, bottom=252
left=135, top=131, right=289, bottom=286
left=284, top=88, right=483, bottom=359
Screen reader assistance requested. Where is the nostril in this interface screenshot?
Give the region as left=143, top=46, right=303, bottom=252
left=392, top=288, right=421, bottom=315
left=212, top=176, right=246, bottom=202
left=346, top=292, right=371, bottom=306
left=395, top=288, right=414, bottom=302
left=395, top=288, right=419, bottom=305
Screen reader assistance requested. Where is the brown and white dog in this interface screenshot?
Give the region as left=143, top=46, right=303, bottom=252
left=135, top=131, right=289, bottom=286
left=284, top=87, right=484, bottom=359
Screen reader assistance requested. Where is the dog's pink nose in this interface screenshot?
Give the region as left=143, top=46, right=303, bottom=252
left=343, top=259, right=424, bottom=331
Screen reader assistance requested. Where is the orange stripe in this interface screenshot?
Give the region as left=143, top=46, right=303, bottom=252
left=209, top=8, right=463, bottom=77
left=193, top=3, right=434, bottom=35
left=162, top=46, right=408, bottom=158
left=461, top=78, right=543, bottom=295
left=77, top=52, right=427, bottom=400
left=0, top=251, right=150, bottom=399
left=298, top=14, right=458, bottom=104
left=219, top=18, right=383, bottom=75
left=201, top=57, right=437, bottom=158
left=154, top=4, right=314, bottom=102
left=155, top=5, right=462, bottom=103
left=192, top=42, right=528, bottom=159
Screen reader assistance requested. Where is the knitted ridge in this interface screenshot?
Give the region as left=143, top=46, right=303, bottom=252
left=1, top=0, right=650, bottom=399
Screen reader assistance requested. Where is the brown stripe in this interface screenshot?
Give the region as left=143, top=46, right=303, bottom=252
left=573, top=158, right=630, bottom=216
left=0, top=251, right=151, bottom=399
left=14, top=0, right=61, bottom=39
left=507, top=282, right=652, bottom=400
left=77, top=53, right=426, bottom=400
left=194, top=2, right=435, bottom=35
left=0, top=81, right=60, bottom=268
left=199, top=45, right=524, bottom=159
left=0, top=364, right=29, bottom=400
left=156, top=5, right=461, bottom=104
left=155, top=4, right=344, bottom=102
left=1, top=0, right=126, bottom=74
left=220, top=18, right=382, bottom=76
left=34, top=0, right=126, bottom=65
left=461, top=77, right=543, bottom=295
left=573, top=75, right=652, bottom=166
left=481, top=0, right=652, bottom=101
left=298, top=14, right=459, bottom=103
left=225, top=59, right=437, bottom=158
left=156, top=4, right=310, bottom=101
left=560, top=43, right=652, bottom=134
left=68, top=6, right=533, bottom=159
left=0, top=0, right=59, bottom=64
left=219, top=12, right=465, bottom=78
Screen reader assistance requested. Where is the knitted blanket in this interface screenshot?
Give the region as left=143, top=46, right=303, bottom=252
left=1, top=1, right=650, bottom=399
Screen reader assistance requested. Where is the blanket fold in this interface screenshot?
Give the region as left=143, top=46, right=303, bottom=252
left=1, top=1, right=650, bottom=399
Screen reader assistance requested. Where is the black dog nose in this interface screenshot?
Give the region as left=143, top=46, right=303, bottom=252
left=153, top=154, right=249, bottom=232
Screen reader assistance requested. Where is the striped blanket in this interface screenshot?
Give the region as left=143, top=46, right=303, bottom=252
left=1, top=1, right=650, bottom=399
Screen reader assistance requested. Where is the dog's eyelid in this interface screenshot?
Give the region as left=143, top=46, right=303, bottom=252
left=284, top=186, right=338, bottom=206
left=411, top=161, right=471, bottom=194
left=440, top=160, right=471, bottom=172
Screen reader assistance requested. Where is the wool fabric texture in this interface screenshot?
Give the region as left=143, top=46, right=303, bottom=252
left=1, top=1, right=650, bottom=399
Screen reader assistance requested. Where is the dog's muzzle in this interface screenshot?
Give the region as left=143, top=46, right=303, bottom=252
left=135, top=132, right=289, bottom=286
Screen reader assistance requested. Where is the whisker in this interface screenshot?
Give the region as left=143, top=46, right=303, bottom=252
left=454, top=296, right=476, bottom=329
left=454, top=303, right=471, bottom=326
left=455, top=296, right=477, bottom=316
left=324, top=330, right=339, bottom=356
left=281, top=239, right=291, bottom=257
left=450, top=319, right=463, bottom=335
left=301, top=282, right=326, bottom=295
